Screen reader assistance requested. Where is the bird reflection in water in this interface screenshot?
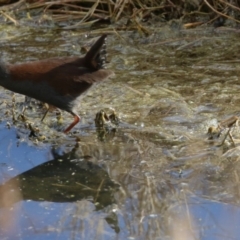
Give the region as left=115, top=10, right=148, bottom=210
left=0, top=143, right=120, bottom=236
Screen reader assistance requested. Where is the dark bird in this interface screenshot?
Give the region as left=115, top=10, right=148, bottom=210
left=0, top=34, right=114, bottom=133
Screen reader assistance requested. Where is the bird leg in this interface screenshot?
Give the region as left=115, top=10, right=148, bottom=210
left=41, top=103, right=49, bottom=122
left=64, top=114, right=80, bottom=134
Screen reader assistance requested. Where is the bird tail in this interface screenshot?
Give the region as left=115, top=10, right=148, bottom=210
left=84, top=34, right=108, bottom=70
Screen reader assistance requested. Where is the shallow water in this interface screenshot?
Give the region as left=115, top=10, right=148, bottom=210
left=0, top=25, right=240, bottom=239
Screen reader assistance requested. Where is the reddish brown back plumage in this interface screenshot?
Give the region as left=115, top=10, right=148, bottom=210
left=0, top=34, right=114, bottom=133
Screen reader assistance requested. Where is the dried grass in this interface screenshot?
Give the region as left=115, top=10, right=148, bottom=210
left=0, top=0, right=239, bottom=29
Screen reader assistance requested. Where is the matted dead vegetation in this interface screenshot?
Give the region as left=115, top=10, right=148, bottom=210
left=0, top=0, right=240, bottom=29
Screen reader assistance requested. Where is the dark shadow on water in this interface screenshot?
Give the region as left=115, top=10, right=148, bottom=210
left=0, top=138, right=121, bottom=237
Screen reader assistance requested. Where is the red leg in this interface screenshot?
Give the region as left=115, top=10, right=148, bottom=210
left=64, top=114, right=80, bottom=134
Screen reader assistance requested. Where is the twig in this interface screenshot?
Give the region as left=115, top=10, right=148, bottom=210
left=203, top=0, right=240, bottom=24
